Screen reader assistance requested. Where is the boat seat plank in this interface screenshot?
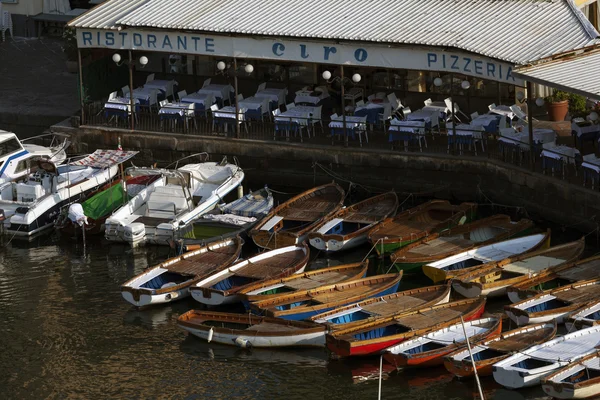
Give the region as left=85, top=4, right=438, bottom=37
left=555, top=286, right=600, bottom=303
left=431, top=325, right=488, bottom=344
left=407, top=237, right=475, bottom=256
left=487, top=331, right=548, bottom=352
left=502, top=256, right=566, bottom=275
left=360, top=296, right=426, bottom=316
left=247, top=322, right=298, bottom=332
left=394, top=314, right=440, bottom=330
left=283, top=272, right=350, bottom=290
left=534, top=340, right=600, bottom=361
left=234, top=254, right=303, bottom=279
left=557, top=262, right=600, bottom=281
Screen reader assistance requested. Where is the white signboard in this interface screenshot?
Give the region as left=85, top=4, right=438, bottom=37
left=77, top=28, right=523, bottom=85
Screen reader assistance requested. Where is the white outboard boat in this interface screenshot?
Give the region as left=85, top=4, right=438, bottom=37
left=105, top=156, right=244, bottom=246
left=0, top=130, right=69, bottom=184
left=0, top=150, right=138, bottom=237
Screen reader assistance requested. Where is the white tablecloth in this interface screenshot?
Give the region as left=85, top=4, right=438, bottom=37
left=239, top=96, right=270, bottom=111
left=583, top=158, right=600, bottom=173
left=572, top=122, right=600, bottom=137
left=255, top=88, right=287, bottom=105
left=489, top=105, right=515, bottom=119
left=329, top=116, right=367, bottom=130
left=499, top=129, right=556, bottom=147
left=275, top=107, right=318, bottom=125
left=471, top=115, right=499, bottom=128
left=450, top=124, right=485, bottom=138
left=144, top=80, right=178, bottom=97
left=389, top=120, right=425, bottom=133
left=407, top=111, right=433, bottom=123
left=294, top=90, right=329, bottom=105
left=126, top=88, right=158, bottom=104
left=541, top=146, right=580, bottom=164
left=181, top=92, right=214, bottom=107
left=422, top=104, right=449, bottom=118
left=213, top=106, right=244, bottom=120
left=105, top=97, right=138, bottom=112
left=198, top=84, right=233, bottom=100
left=159, top=102, right=194, bottom=117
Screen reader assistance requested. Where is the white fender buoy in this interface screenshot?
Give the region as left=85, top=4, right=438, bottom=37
left=207, top=327, right=214, bottom=343
left=237, top=185, right=244, bottom=199
left=458, top=215, right=467, bottom=225
left=234, top=337, right=252, bottom=349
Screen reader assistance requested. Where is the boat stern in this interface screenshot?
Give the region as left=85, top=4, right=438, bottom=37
left=422, top=265, right=448, bottom=284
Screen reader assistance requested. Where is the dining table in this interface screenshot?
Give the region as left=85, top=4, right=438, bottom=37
left=143, top=80, right=178, bottom=98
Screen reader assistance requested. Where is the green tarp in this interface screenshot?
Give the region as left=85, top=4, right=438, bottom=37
left=82, top=182, right=126, bottom=220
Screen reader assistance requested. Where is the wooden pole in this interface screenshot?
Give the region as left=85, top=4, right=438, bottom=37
left=341, top=65, right=347, bottom=147
left=128, top=50, right=135, bottom=131
left=461, top=316, right=485, bottom=400
left=527, top=81, right=535, bottom=171
left=77, top=49, right=85, bottom=124
left=234, top=57, right=240, bottom=139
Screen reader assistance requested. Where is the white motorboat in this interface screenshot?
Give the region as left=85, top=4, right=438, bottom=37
left=493, top=325, right=600, bottom=389
left=0, top=130, right=69, bottom=184
left=0, top=150, right=137, bottom=237
left=105, top=157, right=244, bottom=246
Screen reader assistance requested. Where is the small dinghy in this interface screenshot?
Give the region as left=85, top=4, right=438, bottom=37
left=250, top=273, right=403, bottom=321
left=326, top=297, right=486, bottom=357
left=493, top=325, right=600, bottom=389
left=308, top=192, right=398, bottom=252
left=177, top=310, right=326, bottom=348
left=504, top=278, right=600, bottom=326
left=250, top=182, right=345, bottom=250
left=444, top=321, right=557, bottom=378
left=422, top=230, right=550, bottom=283
left=189, top=244, right=310, bottom=306
left=541, top=351, right=600, bottom=399
left=238, top=262, right=368, bottom=303
left=367, top=200, right=478, bottom=256
left=451, top=239, right=585, bottom=298
left=383, top=316, right=502, bottom=368
left=176, top=187, right=273, bottom=252
left=565, top=301, right=600, bottom=332
left=389, top=215, right=534, bottom=272
left=310, top=284, right=451, bottom=330
left=506, top=255, right=600, bottom=303
left=121, top=237, right=243, bottom=307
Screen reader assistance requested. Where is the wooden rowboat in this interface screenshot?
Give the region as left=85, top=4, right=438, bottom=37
left=177, top=310, right=326, bottom=348
left=451, top=239, right=585, bottom=298
left=565, top=300, right=600, bottom=331
left=309, top=284, right=451, bottom=330
left=250, top=182, right=345, bottom=250
left=307, top=192, right=398, bottom=252
left=443, top=321, right=557, bottom=378
left=189, top=244, right=310, bottom=306
left=504, top=278, right=600, bottom=326
left=250, top=273, right=403, bottom=321
left=493, top=325, right=600, bottom=389
left=383, top=316, right=502, bottom=368
left=367, top=200, right=477, bottom=256
left=422, top=230, right=551, bottom=283
left=541, top=351, right=600, bottom=399
left=506, top=255, right=600, bottom=303
left=325, top=297, right=486, bottom=357
left=238, top=262, right=368, bottom=303
left=389, top=215, right=534, bottom=272
left=120, top=236, right=243, bottom=307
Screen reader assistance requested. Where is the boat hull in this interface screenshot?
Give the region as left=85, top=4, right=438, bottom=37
left=182, top=324, right=326, bottom=347
left=387, top=261, right=427, bottom=273
left=308, top=234, right=367, bottom=252
left=121, top=286, right=190, bottom=307
left=543, top=383, right=594, bottom=400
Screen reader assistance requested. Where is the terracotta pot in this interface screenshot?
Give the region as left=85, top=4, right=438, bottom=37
left=546, top=100, right=569, bottom=121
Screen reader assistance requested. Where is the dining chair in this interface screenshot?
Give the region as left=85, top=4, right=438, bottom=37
left=177, top=90, right=187, bottom=101
left=470, top=111, right=479, bottom=120
left=286, top=103, right=295, bottom=111
left=121, top=86, right=130, bottom=97
left=108, top=91, right=118, bottom=101
left=146, top=74, right=155, bottom=83
left=202, top=78, right=211, bottom=88
left=186, top=103, right=197, bottom=131
left=356, top=100, right=365, bottom=107
left=424, top=98, right=433, bottom=107
left=257, top=82, right=267, bottom=92
left=159, top=99, right=168, bottom=108
left=236, top=94, right=244, bottom=102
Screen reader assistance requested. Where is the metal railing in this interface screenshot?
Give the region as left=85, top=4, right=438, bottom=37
left=82, top=103, right=593, bottom=189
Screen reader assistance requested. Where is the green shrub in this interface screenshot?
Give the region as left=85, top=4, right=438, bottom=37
left=544, top=90, right=569, bottom=103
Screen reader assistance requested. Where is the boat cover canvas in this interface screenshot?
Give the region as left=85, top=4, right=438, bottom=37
left=220, top=189, right=273, bottom=218
left=71, top=150, right=138, bottom=169
left=82, top=182, right=126, bottom=219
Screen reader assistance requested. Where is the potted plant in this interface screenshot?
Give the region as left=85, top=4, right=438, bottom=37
left=544, top=90, right=569, bottom=121
left=567, top=92, right=587, bottom=119
left=62, top=27, right=79, bottom=73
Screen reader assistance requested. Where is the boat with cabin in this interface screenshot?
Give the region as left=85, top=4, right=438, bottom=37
left=238, top=262, right=368, bottom=303
left=250, top=182, right=345, bottom=250
left=389, top=215, right=533, bottom=272
left=451, top=239, right=584, bottom=298
left=250, top=273, right=403, bottom=321
left=421, top=230, right=550, bottom=283
left=121, top=237, right=243, bottom=307
left=0, top=150, right=137, bottom=237
left=493, top=325, right=600, bottom=389
left=367, top=200, right=478, bottom=256
left=177, top=310, right=326, bottom=348
left=308, top=192, right=398, bottom=252
left=310, top=284, right=451, bottom=330
left=189, top=244, right=310, bottom=306
left=105, top=156, right=244, bottom=246
left=383, top=316, right=502, bottom=368
left=444, top=321, right=557, bottom=378
left=504, top=278, right=600, bottom=326
left=325, top=297, right=486, bottom=357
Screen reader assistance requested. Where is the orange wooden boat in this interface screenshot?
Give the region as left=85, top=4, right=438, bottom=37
left=250, top=182, right=345, bottom=249
left=443, top=321, right=557, bottom=378
left=325, top=297, right=486, bottom=357
left=383, top=315, right=502, bottom=368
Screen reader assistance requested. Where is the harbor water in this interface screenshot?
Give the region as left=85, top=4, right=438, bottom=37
left=0, top=188, right=587, bottom=400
